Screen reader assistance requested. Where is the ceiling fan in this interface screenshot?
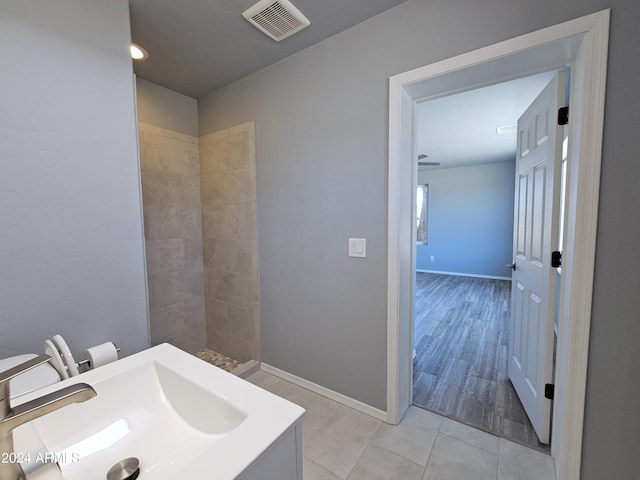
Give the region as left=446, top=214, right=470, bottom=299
left=417, top=154, right=440, bottom=167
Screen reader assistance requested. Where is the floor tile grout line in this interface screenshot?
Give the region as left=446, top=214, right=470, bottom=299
left=343, top=434, right=375, bottom=480
left=246, top=369, right=555, bottom=479
left=497, top=438, right=503, bottom=480
left=437, top=421, right=500, bottom=457
left=416, top=400, right=551, bottom=456
left=420, top=419, right=443, bottom=478
left=345, top=429, right=428, bottom=480
left=437, top=430, right=500, bottom=460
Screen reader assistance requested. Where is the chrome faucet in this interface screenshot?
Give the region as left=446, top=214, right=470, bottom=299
left=0, top=354, right=96, bottom=480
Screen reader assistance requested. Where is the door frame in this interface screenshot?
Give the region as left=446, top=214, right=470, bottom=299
left=386, top=9, right=609, bottom=480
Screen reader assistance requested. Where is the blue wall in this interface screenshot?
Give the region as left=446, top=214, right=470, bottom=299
left=416, top=161, right=515, bottom=278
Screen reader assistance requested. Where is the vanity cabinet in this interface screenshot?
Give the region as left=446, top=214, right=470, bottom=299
left=237, top=421, right=303, bottom=480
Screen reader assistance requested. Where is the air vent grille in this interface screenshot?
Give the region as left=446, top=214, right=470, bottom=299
left=243, top=0, right=310, bottom=42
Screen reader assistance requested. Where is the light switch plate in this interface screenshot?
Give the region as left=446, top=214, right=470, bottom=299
left=349, top=238, right=366, bottom=258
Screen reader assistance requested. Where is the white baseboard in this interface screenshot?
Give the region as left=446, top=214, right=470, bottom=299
left=416, top=269, right=511, bottom=281
left=261, top=363, right=388, bottom=422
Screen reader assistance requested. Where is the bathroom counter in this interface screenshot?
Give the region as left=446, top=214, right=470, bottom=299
left=12, top=344, right=304, bottom=480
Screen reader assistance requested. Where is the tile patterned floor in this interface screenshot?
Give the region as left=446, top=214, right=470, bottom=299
left=246, top=370, right=556, bottom=480
left=195, top=348, right=240, bottom=372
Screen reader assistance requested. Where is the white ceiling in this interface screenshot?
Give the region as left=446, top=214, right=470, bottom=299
left=129, top=0, right=408, bottom=98
left=416, top=71, right=559, bottom=170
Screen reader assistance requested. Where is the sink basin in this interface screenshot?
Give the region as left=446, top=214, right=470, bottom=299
left=12, top=344, right=304, bottom=480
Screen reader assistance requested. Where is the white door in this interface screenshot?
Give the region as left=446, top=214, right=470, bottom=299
left=508, top=71, right=566, bottom=445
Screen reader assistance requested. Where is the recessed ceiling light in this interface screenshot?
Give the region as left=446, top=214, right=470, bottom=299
left=496, top=124, right=517, bottom=135
left=130, top=43, right=149, bottom=61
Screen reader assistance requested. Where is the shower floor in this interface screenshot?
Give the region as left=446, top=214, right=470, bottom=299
left=195, top=349, right=241, bottom=372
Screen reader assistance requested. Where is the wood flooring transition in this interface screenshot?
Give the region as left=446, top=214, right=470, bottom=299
left=412, top=272, right=550, bottom=452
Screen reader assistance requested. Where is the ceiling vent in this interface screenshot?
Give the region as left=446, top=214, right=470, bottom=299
left=242, top=0, right=310, bottom=42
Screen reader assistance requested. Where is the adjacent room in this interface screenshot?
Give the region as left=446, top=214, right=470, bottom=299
left=411, top=71, right=565, bottom=451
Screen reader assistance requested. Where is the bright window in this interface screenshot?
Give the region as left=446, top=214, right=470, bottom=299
left=558, top=135, right=569, bottom=252
left=417, top=184, right=428, bottom=244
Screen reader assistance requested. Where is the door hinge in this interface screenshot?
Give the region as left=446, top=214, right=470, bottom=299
left=558, top=106, right=569, bottom=126
left=545, top=383, right=555, bottom=400
left=551, top=251, right=562, bottom=268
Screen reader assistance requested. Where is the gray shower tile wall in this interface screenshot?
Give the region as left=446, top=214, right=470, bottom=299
left=201, top=205, right=249, bottom=239
left=139, top=123, right=207, bottom=354
left=203, top=238, right=252, bottom=273
left=199, top=122, right=260, bottom=363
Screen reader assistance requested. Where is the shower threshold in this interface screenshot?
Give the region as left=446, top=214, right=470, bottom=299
left=195, top=348, right=260, bottom=378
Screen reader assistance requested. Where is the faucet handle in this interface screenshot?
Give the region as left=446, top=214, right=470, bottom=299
left=0, top=354, right=52, bottom=401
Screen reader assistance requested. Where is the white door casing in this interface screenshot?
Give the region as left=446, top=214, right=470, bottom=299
left=509, top=72, right=566, bottom=444
left=387, top=10, right=609, bottom=480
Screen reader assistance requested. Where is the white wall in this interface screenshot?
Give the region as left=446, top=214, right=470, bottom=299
left=0, top=0, right=149, bottom=357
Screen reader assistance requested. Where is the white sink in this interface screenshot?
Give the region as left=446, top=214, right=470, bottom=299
left=12, top=344, right=304, bottom=480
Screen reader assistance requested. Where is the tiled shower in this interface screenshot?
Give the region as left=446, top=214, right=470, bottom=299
left=138, top=122, right=259, bottom=364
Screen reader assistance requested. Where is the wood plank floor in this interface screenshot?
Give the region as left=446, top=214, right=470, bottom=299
left=412, top=272, right=549, bottom=451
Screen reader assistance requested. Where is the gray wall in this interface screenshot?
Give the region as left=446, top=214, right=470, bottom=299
left=0, top=0, right=149, bottom=357
left=136, top=78, right=199, bottom=136
left=198, top=0, right=640, bottom=477
left=416, top=162, right=515, bottom=277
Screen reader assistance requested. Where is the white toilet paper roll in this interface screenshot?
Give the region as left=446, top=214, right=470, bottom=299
left=81, top=342, right=119, bottom=370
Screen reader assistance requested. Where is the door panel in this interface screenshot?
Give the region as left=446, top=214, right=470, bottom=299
left=508, top=71, right=566, bottom=444
left=516, top=174, right=528, bottom=256
left=531, top=165, right=546, bottom=263
left=520, top=123, right=532, bottom=158
left=513, top=281, right=525, bottom=367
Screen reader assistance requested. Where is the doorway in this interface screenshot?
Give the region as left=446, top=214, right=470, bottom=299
left=386, top=10, right=609, bottom=480
left=410, top=71, right=564, bottom=451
